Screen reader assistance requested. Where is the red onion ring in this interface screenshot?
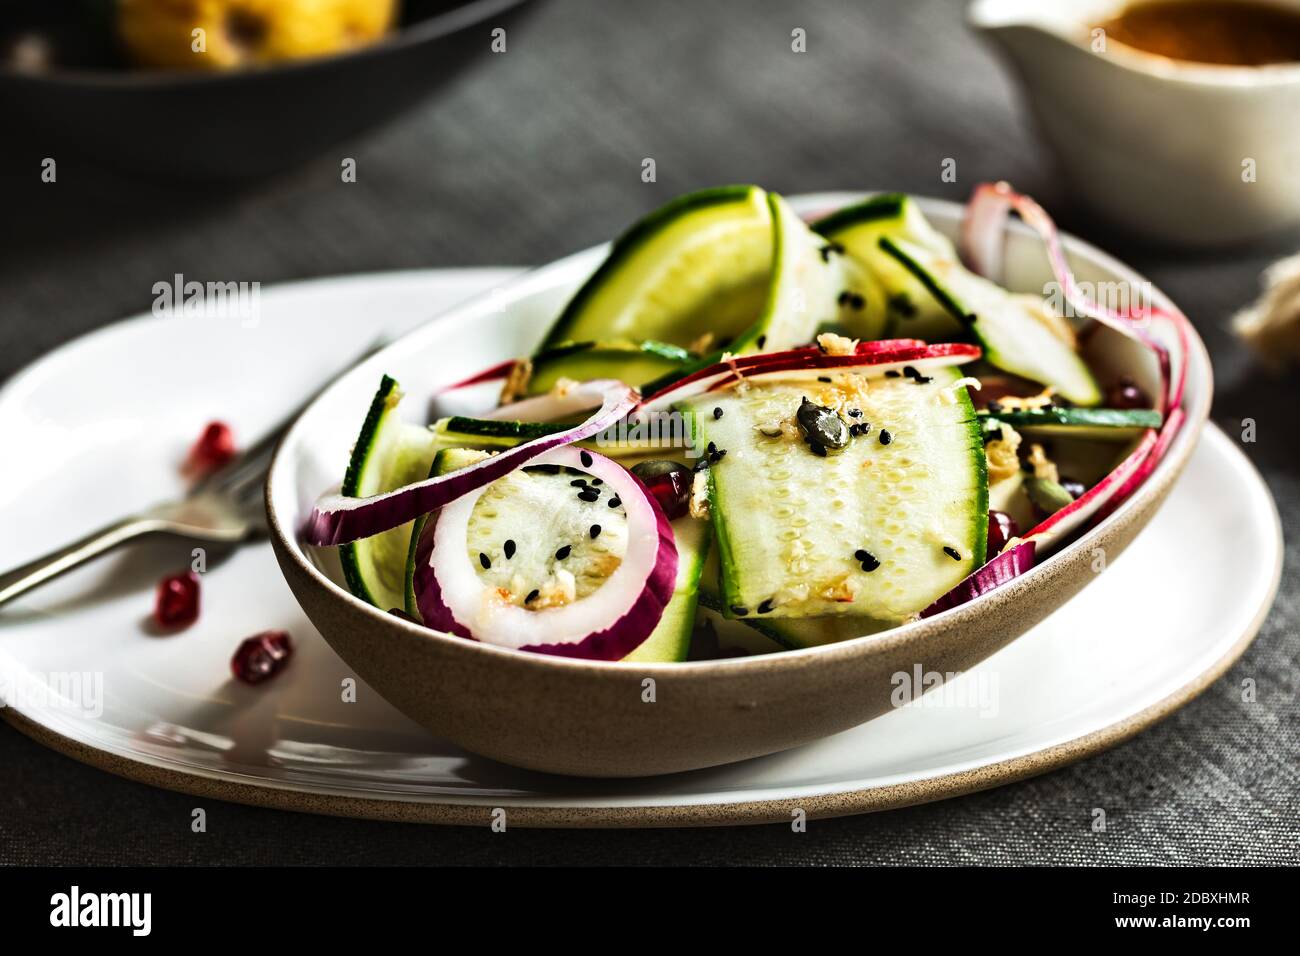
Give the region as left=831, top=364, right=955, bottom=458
left=921, top=541, right=1036, bottom=618
left=304, top=379, right=638, bottom=547
left=412, top=445, right=677, bottom=660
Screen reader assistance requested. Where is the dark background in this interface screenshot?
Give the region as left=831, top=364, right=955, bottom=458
left=1, top=0, right=1296, bottom=865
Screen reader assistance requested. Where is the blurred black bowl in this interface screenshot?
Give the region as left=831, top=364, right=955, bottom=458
left=0, top=0, right=533, bottom=180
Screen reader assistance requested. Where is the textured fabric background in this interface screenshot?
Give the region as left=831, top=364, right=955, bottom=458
left=0, top=0, right=1296, bottom=865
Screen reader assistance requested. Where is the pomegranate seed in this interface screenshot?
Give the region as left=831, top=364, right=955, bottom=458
left=231, top=631, right=293, bottom=685
left=987, top=510, right=1020, bottom=555
left=185, top=421, right=236, bottom=476
left=1105, top=376, right=1149, bottom=410
left=629, top=459, right=692, bottom=520
left=153, top=571, right=200, bottom=629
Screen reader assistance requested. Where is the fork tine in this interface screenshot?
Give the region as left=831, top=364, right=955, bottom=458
left=190, top=338, right=388, bottom=500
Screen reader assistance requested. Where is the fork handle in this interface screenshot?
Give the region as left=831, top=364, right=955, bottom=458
left=0, top=517, right=157, bottom=609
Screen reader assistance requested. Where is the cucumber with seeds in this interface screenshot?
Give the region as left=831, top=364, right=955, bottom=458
left=339, top=376, right=439, bottom=611
left=880, top=235, right=1102, bottom=406
left=814, top=193, right=965, bottom=341
left=430, top=415, right=688, bottom=457
left=527, top=340, right=693, bottom=395
left=698, top=579, right=890, bottom=650
left=404, top=448, right=710, bottom=662
left=541, top=185, right=774, bottom=351
left=978, top=406, right=1160, bottom=440
left=681, top=367, right=987, bottom=622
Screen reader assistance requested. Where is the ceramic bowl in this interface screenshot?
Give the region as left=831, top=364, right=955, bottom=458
left=266, top=193, right=1212, bottom=778
left=970, top=0, right=1300, bottom=245
left=0, top=0, right=534, bottom=180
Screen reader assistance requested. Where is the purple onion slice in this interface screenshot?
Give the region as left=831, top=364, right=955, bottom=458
left=413, top=445, right=678, bottom=660
left=304, top=379, right=637, bottom=547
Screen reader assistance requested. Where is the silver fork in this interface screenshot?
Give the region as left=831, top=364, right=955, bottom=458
left=0, top=344, right=382, bottom=609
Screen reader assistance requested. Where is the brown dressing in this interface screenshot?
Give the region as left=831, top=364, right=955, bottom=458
left=1098, top=0, right=1300, bottom=66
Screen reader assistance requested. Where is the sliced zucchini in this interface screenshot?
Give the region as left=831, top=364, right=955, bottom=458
left=405, top=448, right=710, bottom=663
left=340, top=375, right=439, bottom=611
left=680, top=367, right=988, bottom=621
left=528, top=340, right=693, bottom=395
left=699, top=579, right=890, bottom=649
left=430, top=415, right=688, bottom=457
left=623, top=515, right=711, bottom=663
left=730, top=192, right=887, bottom=352
left=814, top=193, right=964, bottom=341
left=541, top=185, right=773, bottom=351
left=979, top=406, right=1161, bottom=440
left=880, top=235, right=1102, bottom=406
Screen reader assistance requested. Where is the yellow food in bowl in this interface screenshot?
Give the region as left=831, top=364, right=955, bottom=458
left=118, top=0, right=399, bottom=71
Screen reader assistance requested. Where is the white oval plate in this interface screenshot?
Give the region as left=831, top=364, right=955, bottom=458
left=0, top=239, right=1281, bottom=828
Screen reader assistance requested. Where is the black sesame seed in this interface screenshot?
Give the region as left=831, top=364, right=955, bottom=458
left=903, top=365, right=920, bottom=379
left=847, top=408, right=863, bottom=418
left=555, top=545, right=572, bottom=560
left=854, top=549, right=869, bottom=561
left=965, top=313, right=978, bottom=325
left=731, top=605, right=749, bottom=617
left=578, top=489, right=600, bottom=502
left=709, top=448, right=727, bottom=463
left=859, top=552, right=881, bottom=572
left=706, top=441, right=717, bottom=455
left=757, top=598, right=775, bottom=614
left=504, top=540, right=516, bottom=559
left=943, top=546, right=962, bottom=561
left=879, top=429, right=893, bottom=445
left=987, top=401, right=1004, bottom=413
left=589, top=524, right=601, bottom=539
left=885, top=369, right=902, bottom=378
left=609, top=497, right=622, bottom=508
left=712, top=406, right=724, bottom=419
left=837, top=290, right=851, bottom=305
left=756, top=335, right=767, bottom=349
left=913, top=375, right=934, bottom=385
left=570, top=478, right=588, bottom=488
left=591, top=478, right=603, bottom=485
left=580, top=450, right=593, bottom=468
left=525, top=589, right=539, bottom=604
left=479, top=553, right=491, bottom=570
left=850, top=293, right=865, bottom=310
left=817, top=376, right=832, bottom=383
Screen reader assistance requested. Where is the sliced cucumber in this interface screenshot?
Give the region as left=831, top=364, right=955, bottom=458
left=699, top=580, right=889, bottom=649
left=880, top=236, right=1103, bottom=406
left=979, top=406, right=1161, bottom=440
left=814, top=193, right=964, bottom=341
left=729, top=192, right=887, bottom=352
left=405, top=448, right=709, bottom=663
left=430, top=415, right=687, bottom=457
left=528, top=340, right=693, bottom=395
left=541, top=185, right=773, bottom=351
left=340, top=376, right=439, bottom=611
left=680, top=367, right=987, bottom=622
left=623, top=515, right=711, bottom=663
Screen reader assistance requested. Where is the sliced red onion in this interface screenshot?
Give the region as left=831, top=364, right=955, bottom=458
left=431, top=358, right=518, bottom=396
left=960, top=181, right=1014, bottom=280
left=962, top=181, right=1179, bottom=411
left=638, top=343, right=981, bottom=414
left=304, top=379, right=637, bottom=547
left=1095, top=407, right=1186, bottom=524
left=1020, top=427, right=1160, bottom=553
left=920, top=541, right=1036, bottom=618
left=412, top=445, right=677, bottom=660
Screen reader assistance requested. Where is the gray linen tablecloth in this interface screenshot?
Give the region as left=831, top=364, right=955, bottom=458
left=0, top=0, right=1296, bottom=865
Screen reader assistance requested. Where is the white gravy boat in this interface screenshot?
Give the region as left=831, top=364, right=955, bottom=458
left=969, top=0, right=1300, bottom=245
